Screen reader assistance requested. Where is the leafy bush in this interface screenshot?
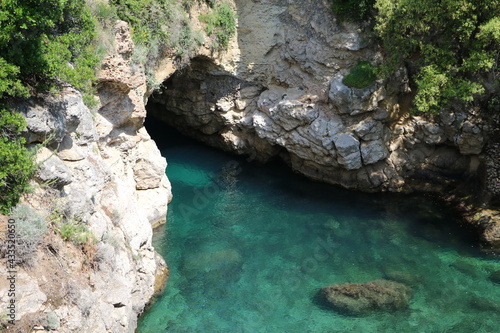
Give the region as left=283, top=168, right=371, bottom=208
left=200, top=1, right=237, bottom=49
left=5, top=204, right=47, bottom=267
left=49, top=204, right=96, bottom=246
left=0, top=109, right=36, bottom=214
left=111, top=0, right=202, bottom=81
left=12, top=204, right=47, bottom=239
left=331, top=0, right=376, bottom=22
left=374, top=0, right=500, bottom=114
left=0, top=0, right=99, bottom=103
left=343, top=61, right=376, bottom=89
left=58, top=222, right=95, bottom=246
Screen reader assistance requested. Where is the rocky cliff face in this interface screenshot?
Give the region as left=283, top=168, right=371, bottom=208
left=0, top=21, right=171, bottom=332
left=147, top=0, right=499, bottom=248
left=1, top=1, right=499, bottom=331
left=149, top=0, right=483, bottom=192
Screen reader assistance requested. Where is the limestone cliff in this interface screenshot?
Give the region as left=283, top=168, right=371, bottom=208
left=1, top=1, right=499, bottom=331
left=0, top=21, right=171, bottom=332
left=147, top=0, right=499, bottom=250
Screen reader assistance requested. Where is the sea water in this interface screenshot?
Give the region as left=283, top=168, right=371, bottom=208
left=137, top=125, right=499, bottom=333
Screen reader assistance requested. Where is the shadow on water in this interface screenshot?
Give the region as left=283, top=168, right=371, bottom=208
left=145, top=117, right=481, bottom=255
left=141, top=117, right=498, bottom=333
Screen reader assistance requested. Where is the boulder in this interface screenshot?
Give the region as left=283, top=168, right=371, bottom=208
left=450, top=260, right=481, bottom=277
left=334, top=133, right=362, bottom=170
left=35, top=147, right=73, bottom=187
left=319, top=279, right=412, bottom=315
left=18, top=101, right=66, bottom=144
left=469, top=296, right=500, bottom=312
left=353, top=118, right=384, bottom=141
left=133, top=140, right=167, bottom=190
left=360, top=140, right=389, bottom=165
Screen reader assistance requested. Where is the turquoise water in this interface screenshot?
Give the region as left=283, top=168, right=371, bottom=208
left=137, top=126, right=500, bottom=333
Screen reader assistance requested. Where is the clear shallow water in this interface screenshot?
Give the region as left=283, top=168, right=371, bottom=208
left=138, top=126, right=500, bottom=333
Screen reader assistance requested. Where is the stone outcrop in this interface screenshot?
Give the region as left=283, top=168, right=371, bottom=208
left=148, top=0, right=481, bottom=193
left=147, top=0, right=499, bottom=248
left=319, top=280, right=413, bottom=316
left=0, top=21, right=171, bottom=332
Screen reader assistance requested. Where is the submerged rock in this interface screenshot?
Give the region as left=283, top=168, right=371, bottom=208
left=383, top=270, right=423, bottom=287
left=469, top=296, right=500, bottom=312
left=489, top=270, right=500, bottom=284
left=319, top=280, right=412, bottom=316
left=451, top=260, right=481, bottom=277
left=183, top=249, right=242, bottom=273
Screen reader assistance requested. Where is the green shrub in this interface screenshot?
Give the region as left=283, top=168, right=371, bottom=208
left=199, top=1, right=237, bottom=49
left=177, top=24, right=196, bottom=57
left=331, top=0, right=376, bottom=22
left=374, top=0, right=500, bottom=114
left=343, top=61, right=376, bottom=89
left=0, top=0, right=99, bottom=103
left=58, top=222, right=95, bottom=246
left=95, top=1, right=118, bottom=22
left=11, top=204, right=47, bottom=240
left=0, top=109, right=36, bottom=214
left=89, top=1, right=119, bottom=62
left=0, top=58, right=29, bottom=99
left=6, top=204, right=47, bottom=267
left=111, top=0, right=172, bottom=47
left=111, top=0, right=200, bottom=73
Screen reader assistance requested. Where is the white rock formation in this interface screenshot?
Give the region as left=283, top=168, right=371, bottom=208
left=1, top=21, right=171, bottom=332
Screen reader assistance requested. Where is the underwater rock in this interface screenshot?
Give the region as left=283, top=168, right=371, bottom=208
left=383, top=270, right=423, bottom=287
left=489, top=270, right=500, bottom=284
left=469, top=296, right=500, bottom=312
left=451, top=260, right=481, bottom=277
left=183, top=249, right=242, bottom=272
left=319, top=279, right=412, bottom=316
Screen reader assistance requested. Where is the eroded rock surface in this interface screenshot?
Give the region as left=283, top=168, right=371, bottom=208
left=3, top=21, right=172, bottom=333
left=148, top=0, right=483, bottom=195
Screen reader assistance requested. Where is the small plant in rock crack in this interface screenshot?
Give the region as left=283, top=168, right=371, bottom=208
left=49, top=205, right=96, bottom=246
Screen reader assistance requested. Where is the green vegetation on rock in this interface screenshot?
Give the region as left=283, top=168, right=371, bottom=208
left=0, top=109, right=36, bottom=214
left=333, top=0, right=500, bottom=114
left=6, top=204, right=47, bottom=266
left=343, top=61, right=376, bottom=89
left=111, top=0, right=204, bottom=62
left=58, top=222, right=96, bottom=245
left=50, top=206, right=96, bottom=246
left=331, top=0, right=376, bottom=22
left=375, top=0, right=500, bottom=114
left=0, top=0, right=99, bottom=103
left=199, top=1, right=237, bottom=49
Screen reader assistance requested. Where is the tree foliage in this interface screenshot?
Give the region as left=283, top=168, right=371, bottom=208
left=343, top=61, right=376, bottom=88
left=0, top=0, right=98, bottom=100
left=331, top=0, right=376, bottom=22
left=0, top=109, right=35, bottom=214
left=374, top=0, right=500, bottom=114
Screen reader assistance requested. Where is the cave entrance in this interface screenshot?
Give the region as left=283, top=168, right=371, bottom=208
left=145, top=56, right=245, bottom=144
left=144, top=56, right=277, bottom=161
